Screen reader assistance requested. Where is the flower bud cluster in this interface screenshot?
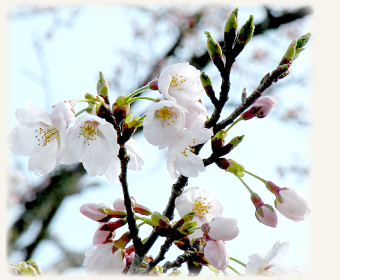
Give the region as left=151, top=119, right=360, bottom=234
left=80, top=196, right=154, bottom=275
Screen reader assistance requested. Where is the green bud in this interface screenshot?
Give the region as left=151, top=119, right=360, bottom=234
left=200, top=72, right=212, bottom=88
left=205, top=31, right=223, bottom=59
left=224, top=8, right=239, bottom=50
left=97, top=71, right=109, bottom=97
left=19, top=262, right=38, bottom=276
left=228, top=159, right=245, bottom=177
left=237, top=15, right=254, bottom=45
left=151, top=211, right=162, bottom=226
left=212, top=130, right=227, bottom=141
left=229, top=135, right=244, bottom=147
left=224, top=7, right=238, bottom=33
left=279, top=39, right=297, bottom=65
left=85, top=92, right=95, bottom=100
left=113, top=231, right=131, bottom=249
left=26, top=260, right=42, bottom=275
left=294, top=32, right=311, bottom=60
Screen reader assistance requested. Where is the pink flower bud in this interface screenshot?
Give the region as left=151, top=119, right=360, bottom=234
left=242, top=96, right=276, bottom=120
left=93, top=223, right=114, bottom=245
left=204, top=240, right=229, bottom=271
left=250, top=193, right=278, bottom=228
left=275, top=188, right=311, bottom=221
left=207, top=217, right=239, bottom=241
left=80, top=203, right=109, bottom=222
left=255, top=205, right=278, bottom=228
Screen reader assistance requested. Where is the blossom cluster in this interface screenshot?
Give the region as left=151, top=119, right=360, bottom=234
left=8, top=101, right=143, bottom=183
left=144, top=62, right=213, bottom=178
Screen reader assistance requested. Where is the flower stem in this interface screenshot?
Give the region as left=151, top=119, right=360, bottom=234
left=225, top=116, right=242, bottom=133
left=230, top=257, right=246, bottom=267
left=228, top=265, right=243, bottom=276
left=126, top=85, right=150, bottom=100
left=244, top=169, right=267, bottom=184
left=235, top=175, right=254, bottom=195
left=74, top=108, right=88, bottom=118
left=74, top=99, right=91, bottom=104
left=127, top=96, right=158, bottom=103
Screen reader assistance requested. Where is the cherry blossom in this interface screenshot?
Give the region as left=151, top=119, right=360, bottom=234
left=245, top=241, right=300, bottom=276
left=7, top=101, right=74, bottom=176
left=93, top=223, right=114, bottom=245
left=167, top=127, right=212, bottom=178
left=204, top=240, right=229, bottom=271
left=175, top=186, right=223, bottom=238
left=143, top=100, right=187, bottom=149
left=255, top=205, right=278, bottom=228
left=158, top=62, right=204, bottom=107
left=83, top=243, right=126, bottom=275
left=242, top=96, right=276, bottom=120
left=80, top=203, right=109, bottom=222
left=60, top=114, right=121, bottom=183
left=207, top=217, right=239, bottom=241
left=275, top=188, right=311, bottom=222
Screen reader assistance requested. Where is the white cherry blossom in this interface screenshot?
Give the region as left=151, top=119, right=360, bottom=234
left=158, top=62, right=205, bottom=107
left=60, top=114, right=121, bottom=183
left=167, top=127, right=212, bottom=178
left=7, top=101, right=74, bottom=176
left=175, top=186, right=223, bottom=238
left=245, top=241, right=301, bottom=276
left=143, top=100, right=187, bottom=149
left=83, top=243, right=126, bottom=275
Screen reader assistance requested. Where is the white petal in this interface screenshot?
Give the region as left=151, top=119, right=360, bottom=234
left=105, top=154, right=121, bottom=183
left=28, top=138, right=59, bottom=176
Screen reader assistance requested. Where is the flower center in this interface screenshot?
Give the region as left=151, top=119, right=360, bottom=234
left=78, top=121, right=99, bottom=145
left=192, top=196, right=210, bottom=218
left=155, top=107, right=178, bottom=126
left=35, top=126, right=59, bottom=147
left=170, top=74, right=186, bottom=91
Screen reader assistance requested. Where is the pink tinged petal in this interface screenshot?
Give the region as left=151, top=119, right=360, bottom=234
left=113, top=197, right=126, bottom=211
left=205, top=200, right=224, bottom=220
left=80, top=203, right=109, bottom=221
left=256, top=205, right=278, bottom=228
left=276, top=189, right=311, bottom=221
left=28, top=138, right=59, bottom=176
left=93, top=224, right=113, bottom=245
left=208, top=217, right=239, bottom=241
left=51, top=102, right=75, bottom=131
left=204, top=240, right=229, bottom=271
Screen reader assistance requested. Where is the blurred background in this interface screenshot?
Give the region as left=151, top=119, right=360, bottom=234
left=6, top=3, right=313, bottom=276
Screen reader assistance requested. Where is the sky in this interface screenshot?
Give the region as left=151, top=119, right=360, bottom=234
left=6, top=4, right=314, bottom=276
